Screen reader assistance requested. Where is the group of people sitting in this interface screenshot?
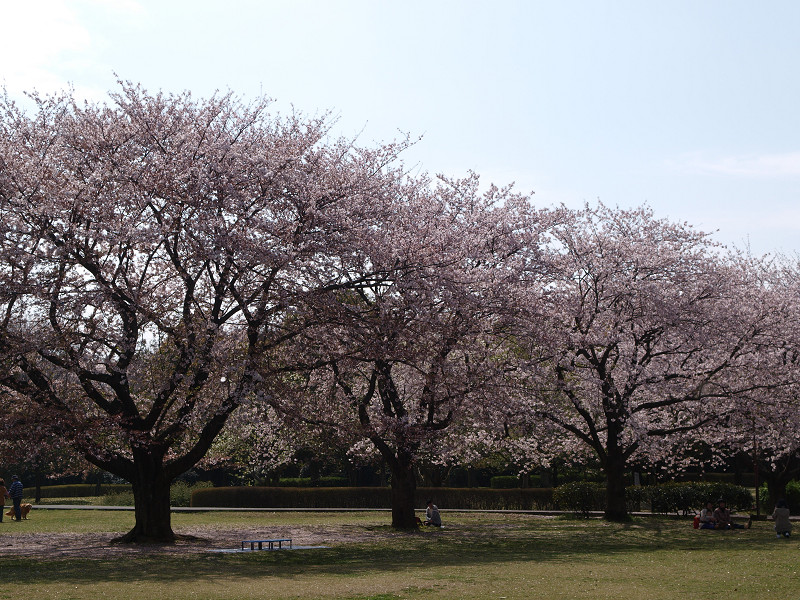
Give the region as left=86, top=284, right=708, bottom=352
left=417, top=496, right=792, bottom=536
left=698, top=498, right=751, bottom=530
left=698, top=497, right=793, bottom=537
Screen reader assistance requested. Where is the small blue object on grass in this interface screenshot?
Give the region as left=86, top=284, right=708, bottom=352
left=241, top=538, right=292, bottom=551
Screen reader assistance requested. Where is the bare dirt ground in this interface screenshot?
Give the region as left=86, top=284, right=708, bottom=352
left=0, top=523, right=394, bottom=559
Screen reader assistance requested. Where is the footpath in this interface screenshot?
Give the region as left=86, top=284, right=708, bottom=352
left=29, top=505, right=776, bottom=520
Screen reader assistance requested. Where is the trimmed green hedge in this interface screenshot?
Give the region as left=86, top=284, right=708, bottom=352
left=278, top=477, right=350, bottom=487
left=646, top=482, right=752, bottom=515
left=35, top=481, right=754, bottom=515
left=552, top=481, right=753, bottom=516
left=32, top=482, right=209, bottom=507
left=28, top=484, right=131, bottom=498
left=191, top=486, right=555, bottom=510
left=552, top=482, right=610, bottom=516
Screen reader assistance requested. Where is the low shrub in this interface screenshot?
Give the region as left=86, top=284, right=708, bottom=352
left=430, top=488, right=554, bottom=510
left=647, top=482, right=698, bottom=515
left=192, top=486, right=390, bottom=509
left=179, top=481, right=750, bottom=514
left=94, top=481, right=213, bottom=507
left=785, top=481, right=800, bottom=514
left=759, top=481, right=800, bottom=514
left=551, top=481, right=752, bottom=516
left=170, top=481, right=214, bottom=507
left=191, top=486, right=555, bottom=510
left=32, top=484, right=131, bottom=498
left=524, top=475, right=543, bottom=487
left=552, top=482, right=606, bottom=515
left=278, top=477, right=349, bottom=487
left=645, top=482, right=752, bottom=515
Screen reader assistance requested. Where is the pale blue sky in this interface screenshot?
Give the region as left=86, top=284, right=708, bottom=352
left=2, top=0, right=799, bottom=255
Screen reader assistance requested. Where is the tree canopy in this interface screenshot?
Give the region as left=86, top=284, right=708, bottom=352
left=0, top=82, right=415, bottom=540
left=2, top=83, right=798, bottom=535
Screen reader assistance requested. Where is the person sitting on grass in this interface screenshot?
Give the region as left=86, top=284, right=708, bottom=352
left=698, top=500, right=717, bottom=530
left=424, top=499, right=442, bottom=527
left=713, top=498, right=750, bottom=530
left=771, top=498, right=792, bottom=538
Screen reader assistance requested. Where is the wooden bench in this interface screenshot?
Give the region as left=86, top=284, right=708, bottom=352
left=241, top=538, right=292, bottom=551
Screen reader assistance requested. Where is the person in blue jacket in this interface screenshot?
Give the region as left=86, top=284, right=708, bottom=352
left=8, top=475, right=23, bottom=522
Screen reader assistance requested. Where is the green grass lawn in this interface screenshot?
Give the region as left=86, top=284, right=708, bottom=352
left=0, top=511, right=796, bottom=599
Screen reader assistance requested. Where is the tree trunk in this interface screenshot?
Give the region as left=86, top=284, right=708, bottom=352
left=764, top=474, right=791, bottom=513
left=389, top=456, right=418, bottom=529
left=604, top=449, right=630, bottom=521
left=116, top=452, right=176, bottom=543
left=35, top=472, right=42, bottom=504
left=760, top=454, right=800, bottom=513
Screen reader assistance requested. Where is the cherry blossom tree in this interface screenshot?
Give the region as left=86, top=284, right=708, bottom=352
left=510, top=204, right=781, bottom=520
left=203, top=402, right=354, bottom=486
left=0, top=389, right=88, bottom=500
left=0, top=82, right=411, bottom=542
left=200, top=403, right=297, bottom=484
left=266, top=175, right=546, bottom=528
left=699, top=255, right=800, bottom=510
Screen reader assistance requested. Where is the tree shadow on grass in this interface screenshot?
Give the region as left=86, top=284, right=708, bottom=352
left=0, top=518, right=781, bottom=586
